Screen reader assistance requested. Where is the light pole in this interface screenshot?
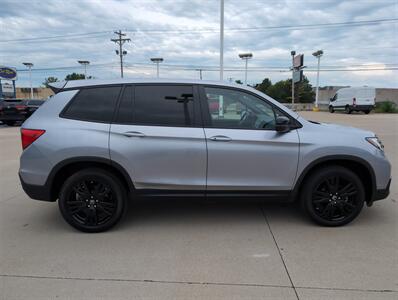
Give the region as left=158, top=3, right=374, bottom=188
left=239, top=53, right=253, bottom=85
left=196, top=69, right=203, bottom=80
left=22, top=62, right=33, bottom=99
left=290, top=51, right=296, bottom=104
left=78, top=60, right=90, bottom=79
left=150, top=58, right=163, bottom=78
left=312, top=50, right=323, bottom=111
left=219, top=0, right=224, bottom=80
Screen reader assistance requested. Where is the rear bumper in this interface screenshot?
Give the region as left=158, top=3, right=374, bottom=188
left=374, top=178, right=391, bottom=201
left=351, top=105, right=374, bottom=111
left=19, top=173, right=53, bottom=202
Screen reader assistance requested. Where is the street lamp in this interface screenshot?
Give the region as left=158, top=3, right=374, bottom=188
left=290, top=51, right=296, bottom=104
left=238, top=53, right=253, bottom=85
left=78, top=60, right=90, bottom=79
left=312, top=50, right=323, bottom=111
left=22, top=62, right=33, bottom=99
left=150, top=58, right=164, bottom=78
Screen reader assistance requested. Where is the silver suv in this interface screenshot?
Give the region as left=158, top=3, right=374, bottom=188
left=19, top=79, right=391, bottom=232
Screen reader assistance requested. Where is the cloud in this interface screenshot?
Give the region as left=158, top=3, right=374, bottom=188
left=0, top=0, right=396, bottom=88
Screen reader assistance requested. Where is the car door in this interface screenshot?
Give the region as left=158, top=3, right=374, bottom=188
left=200, top=86, right=300, bottom=192
left=109, top=84, right=207, bottom=193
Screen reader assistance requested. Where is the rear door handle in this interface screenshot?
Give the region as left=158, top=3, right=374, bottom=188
left=122, top=131, right=146, bottom=138
left=209, top=135, right=232, bottom=142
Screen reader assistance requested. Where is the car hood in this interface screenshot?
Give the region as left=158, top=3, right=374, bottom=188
left=301, top=118, right=375, bottom=137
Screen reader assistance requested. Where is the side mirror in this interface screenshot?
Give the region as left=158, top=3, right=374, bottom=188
left=275, top=116, right=291, bottom=133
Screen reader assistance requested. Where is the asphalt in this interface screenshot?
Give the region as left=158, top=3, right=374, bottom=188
left=0, top=112, right=397, bottom=300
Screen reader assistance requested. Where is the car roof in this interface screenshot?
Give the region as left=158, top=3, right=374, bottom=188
left=49, top=78, right=249, bottom=92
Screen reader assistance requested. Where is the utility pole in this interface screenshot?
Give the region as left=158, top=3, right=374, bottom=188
left=23, top=62, right=34, bottom=99
left=111, top=30, right=131, bottom=78
left=290, top=51, right=295, bottom=104
left=219, top=0, right=224, bottom=80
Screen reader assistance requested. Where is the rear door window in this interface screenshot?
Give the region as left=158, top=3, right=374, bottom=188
left=62, top=86, right=121, bottom=122
left=132, top=85, right=194, bottom=127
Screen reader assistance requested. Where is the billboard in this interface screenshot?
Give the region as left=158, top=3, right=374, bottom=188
left=293, top=70, right=303, bottom=83
left=293, top=54, right=304, bottom=68
left=0, top=66, right=17, bottom=81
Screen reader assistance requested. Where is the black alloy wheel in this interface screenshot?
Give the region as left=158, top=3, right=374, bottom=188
left=345, top=105, right=352, bottom=114
left=59, top=169, right=126, bottom=232
left=301, top=166, right=365, bottom=226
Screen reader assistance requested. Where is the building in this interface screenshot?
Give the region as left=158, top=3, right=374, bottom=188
left=15, top=87, right=54, bottom=99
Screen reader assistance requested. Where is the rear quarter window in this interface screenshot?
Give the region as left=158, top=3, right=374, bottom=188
left=61, top=86, right=121, bottom=123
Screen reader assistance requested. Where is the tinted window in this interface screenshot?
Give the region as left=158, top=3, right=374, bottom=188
left=115, top=86, right=133, bottom=124
left=133, top=85, right=194, bottom=126
left=62, top=86, right=121, bottom=122
left=204, top=87, right=277, bottom=130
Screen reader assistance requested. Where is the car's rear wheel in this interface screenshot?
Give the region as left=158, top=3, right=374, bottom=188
left=329, top=106, right=334, bottom=113
left=301, top=166, right=365, bottom=226
left=364, top=110, right=370, bottom=114
left=58, top=168, right=126, bottom=232
left=345, top=105, right=352, bottom=114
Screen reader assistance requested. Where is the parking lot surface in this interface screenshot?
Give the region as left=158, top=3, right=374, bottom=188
left=0, top=112, right=397, bottom=300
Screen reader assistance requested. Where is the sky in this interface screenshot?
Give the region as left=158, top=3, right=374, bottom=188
left=0, top=0, right=397, bottom=88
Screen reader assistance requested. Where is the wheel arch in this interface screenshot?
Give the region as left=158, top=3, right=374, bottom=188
left=47, top=157, right=134, bottom=201
left=292, top=155, right=376, bottom=205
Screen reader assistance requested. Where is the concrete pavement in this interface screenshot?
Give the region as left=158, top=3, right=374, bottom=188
left=0, top=112, right=397, bottom=299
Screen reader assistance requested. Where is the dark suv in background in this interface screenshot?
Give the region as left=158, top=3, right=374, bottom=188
left=0, top=99, right=45, bottom=126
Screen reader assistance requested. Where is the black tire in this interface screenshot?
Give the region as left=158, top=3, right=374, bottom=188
left=329, top=106, right=334, bottom=113
left=4, top=121, right=16, bottom=126
left=58, top=168, right=127, bottom=232
left=300, top=166, right=365, bottom=226
left=345, top=105, right=352, bottom=114
left=364, top=110, right=370, bottom=114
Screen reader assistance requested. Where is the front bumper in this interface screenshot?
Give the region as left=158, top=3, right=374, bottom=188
left=374, top=178, right=391, bottom=201
left=19, top=173, right=53, bottom=202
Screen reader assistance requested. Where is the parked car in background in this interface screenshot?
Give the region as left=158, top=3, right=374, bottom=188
left=329, top=87, right=376, bottom=114
left=0, top=99, right=45, bottom=126
left=19, top=79, right=391, bottom=232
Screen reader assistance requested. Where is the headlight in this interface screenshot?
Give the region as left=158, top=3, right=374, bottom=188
left=366, top=136, right=384, bottom=151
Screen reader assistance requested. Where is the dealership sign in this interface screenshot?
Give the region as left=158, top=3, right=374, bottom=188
left=0, top=66, right=17, bottom=80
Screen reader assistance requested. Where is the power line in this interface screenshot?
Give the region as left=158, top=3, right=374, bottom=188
left=0, top=31, right=111, bottom=43
left=2, top=18, right=397, bottom=43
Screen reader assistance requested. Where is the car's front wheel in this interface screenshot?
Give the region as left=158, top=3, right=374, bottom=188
left=329, top=106, right=334, bottom=113
left=58, top=168, right=127, bottom=232
left=301, top=166, right=365, bottom=226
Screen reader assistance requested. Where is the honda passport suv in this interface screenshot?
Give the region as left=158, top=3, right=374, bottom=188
left=19, top=79, right=391, bottom=232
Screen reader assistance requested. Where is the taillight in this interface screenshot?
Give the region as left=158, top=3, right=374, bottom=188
left=21, top=129, right=45, bottom=150
left=15, top=105, right=26, bottom=110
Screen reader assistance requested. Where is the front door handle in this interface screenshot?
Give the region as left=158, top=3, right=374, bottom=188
left=122, top=131, right=146, bottom=138
left=209, top=135, right=232, bottom=142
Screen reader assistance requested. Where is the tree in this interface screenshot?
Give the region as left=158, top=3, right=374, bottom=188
left=266, top=79, right=291, bottom=103
left=254, top=78, right=272, bottom=94
left=296, top=76, right=315, bottom=103
left=64, top=73, right=90, bottom=81
left=42, top=77, right=59, bottom=88
left=254, top=76, right=315, bottom=103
